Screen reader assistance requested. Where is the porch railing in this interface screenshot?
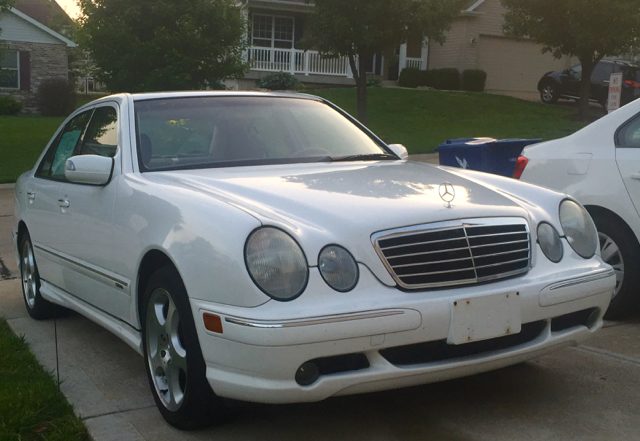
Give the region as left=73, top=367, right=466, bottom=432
left=249, top=47, right=352, bottom=78
left=406, top=58, right=423, bottom=70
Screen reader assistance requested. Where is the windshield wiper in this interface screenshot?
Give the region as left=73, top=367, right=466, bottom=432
left=329, top=153, right=399, bottom=162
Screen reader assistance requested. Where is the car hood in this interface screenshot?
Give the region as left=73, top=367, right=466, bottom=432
left=153, top=161, right=529, bottom=229
left=146, top=161, right=545, bottom=285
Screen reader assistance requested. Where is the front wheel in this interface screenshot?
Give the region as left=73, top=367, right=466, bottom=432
left=19, top=232, right=65, bottom=320
left=591, top=213, right=640, bottom=319
left=142, top=265, right=228, bottom=430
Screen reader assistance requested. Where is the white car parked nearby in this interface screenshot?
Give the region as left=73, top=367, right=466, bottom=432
left=13, top=92, right=615, bottom=429
left=517, top=98, right=640, bottom=319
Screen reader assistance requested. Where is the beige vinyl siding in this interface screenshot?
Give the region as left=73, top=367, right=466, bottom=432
left=428, top=18, right=470, bottom=72
left=478, top=36, right=574, bottom=92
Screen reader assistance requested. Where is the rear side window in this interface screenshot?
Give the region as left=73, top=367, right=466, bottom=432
left=617, top=114, right=640, bottom=148
left=592, top=63, right=613, bottom=83
left=36, top=110, right=92, bottom=180
left=79, top=106, right=118, bottom=158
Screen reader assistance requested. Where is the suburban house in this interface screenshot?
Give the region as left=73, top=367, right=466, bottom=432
left=236, top=0, right=429, bottom=89
left=237, top=0, right=581, bottom=96
left=0, top=5, right=76, bottom=112
left=427, top=0, right=576, bottom=94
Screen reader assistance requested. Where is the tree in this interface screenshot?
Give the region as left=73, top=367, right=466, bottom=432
left=78, top=0, right=248, bottom=92
left=302, top=0, right=464, bottom=124
left=501, top=0, right=640, bottom=119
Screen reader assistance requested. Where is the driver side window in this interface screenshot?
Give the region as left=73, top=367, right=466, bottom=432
left=36, top=110, right=92, bottom=180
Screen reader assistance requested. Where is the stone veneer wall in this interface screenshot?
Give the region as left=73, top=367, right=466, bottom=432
left=0, top=40, right=69, bottom=113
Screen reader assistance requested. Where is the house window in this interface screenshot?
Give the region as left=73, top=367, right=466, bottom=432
left=252, top=15, right=294, bottom=49
left=0, top=50, right=19, bottom=89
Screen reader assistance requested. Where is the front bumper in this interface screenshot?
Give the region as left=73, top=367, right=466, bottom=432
left=191, top=261, right=614, bottom=404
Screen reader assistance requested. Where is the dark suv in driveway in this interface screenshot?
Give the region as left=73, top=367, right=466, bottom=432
left=538, top=59, right=640, bottom=108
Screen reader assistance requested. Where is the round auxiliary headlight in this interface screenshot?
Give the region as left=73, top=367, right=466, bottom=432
left=559, top=200, right=598, bottom=259
left=537, top=222, right=563, bottom=263
left=318, top=245, right=359, bottom=292
left=245, top=227, right=309, bottom=301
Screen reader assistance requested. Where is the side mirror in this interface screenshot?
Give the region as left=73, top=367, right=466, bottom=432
left=387, top=144, right=409, bottom=160
left=65, top=155, right=114, bottom=186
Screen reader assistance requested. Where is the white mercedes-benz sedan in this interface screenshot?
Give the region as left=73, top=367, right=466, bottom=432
left=13, top=92, right=615, bottom=429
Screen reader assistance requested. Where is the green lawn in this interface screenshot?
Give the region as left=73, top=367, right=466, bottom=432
left=307, top=88, right=592, bottom=153
left=0, top=116, right=65, bottom=183
left=0, top=318, right=89, bottom=440
left=0, top=88, right=592, bottom=183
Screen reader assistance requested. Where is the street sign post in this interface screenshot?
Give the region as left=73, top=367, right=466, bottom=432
left=607, top=72, right=624, bottom=113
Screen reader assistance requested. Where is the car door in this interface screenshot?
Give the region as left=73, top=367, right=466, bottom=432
left=615, top=112, right=640, bottom=217
left=563, top=65, right=582, bottom=98
left=50, top=103, right=131, bottom=320
left=25, top=110, right=93, bottom=289
left=591, top=62, right=614, bottom=103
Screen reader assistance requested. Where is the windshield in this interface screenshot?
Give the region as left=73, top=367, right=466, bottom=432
left=134, top=96, right=393, bottom=171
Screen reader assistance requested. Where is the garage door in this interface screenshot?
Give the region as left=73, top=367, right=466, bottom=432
left=478, top=36, right=573, bottom=92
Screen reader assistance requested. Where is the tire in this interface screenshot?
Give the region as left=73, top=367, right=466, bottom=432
left=142, top=265, right=229, bottom=430
left=19, top=232, right=66, bottom=320
left=590, top=213, right=640, bottom=319
left=540, top=83, right=560, bottom=104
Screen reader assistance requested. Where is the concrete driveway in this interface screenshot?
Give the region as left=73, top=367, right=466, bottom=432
left=2, top=184, right=640, bottom=441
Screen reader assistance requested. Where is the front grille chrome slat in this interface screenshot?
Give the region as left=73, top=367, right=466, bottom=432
left=373, top=218, right=531, bottom=290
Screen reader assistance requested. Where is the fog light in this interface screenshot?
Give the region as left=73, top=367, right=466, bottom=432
left=295, top=362, right=319, bottom=386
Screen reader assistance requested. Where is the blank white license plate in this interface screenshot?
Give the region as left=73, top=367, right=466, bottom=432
left=448, top=291, right=521, bottom=345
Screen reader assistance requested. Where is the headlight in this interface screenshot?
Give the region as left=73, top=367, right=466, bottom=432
left=318, top=245, right=359, bottom=292
left=559, top=200, right=598, bottom=259
left=537, top=222, right=563, bottom=263
left=245, top=227, right=308, bottom=301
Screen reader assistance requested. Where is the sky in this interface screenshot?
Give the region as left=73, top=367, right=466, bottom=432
left=56, top=0, right=82, bottom=19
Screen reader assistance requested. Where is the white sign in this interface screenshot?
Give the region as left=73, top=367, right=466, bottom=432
left=607, top=72, right=624, bottom=113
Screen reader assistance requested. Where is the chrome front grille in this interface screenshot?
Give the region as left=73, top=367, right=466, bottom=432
left=372, top=218, right=531, bottom=289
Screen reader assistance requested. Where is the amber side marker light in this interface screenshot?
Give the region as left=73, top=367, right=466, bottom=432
left=203, top=313, right=223, bottom=333
left=513, top=156, right=529, bottom=179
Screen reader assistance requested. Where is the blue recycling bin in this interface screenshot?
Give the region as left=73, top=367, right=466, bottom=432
left=435, top=138, right=541, bottom=177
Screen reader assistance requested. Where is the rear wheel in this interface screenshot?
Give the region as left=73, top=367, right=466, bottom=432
left=590, top=213, right=640, bottom=319
left=19, top=232, right=66, bottom=320
left=142, top=265, right=229, bottom=430
left=540, top=83, right=560, bottom=104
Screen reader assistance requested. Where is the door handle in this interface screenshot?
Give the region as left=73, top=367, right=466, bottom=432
left=58, top=199, right=70, bottom=208
left=631, top=173, right=640, bottom=180
left=26, top=191, right=36, bottom=200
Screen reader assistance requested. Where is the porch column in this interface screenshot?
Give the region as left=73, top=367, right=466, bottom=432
left=346, top=56, right=354, bottom=79
left=304, top=51, right=310, bottom=75
left=398, top=43, right=407, bottom=77
left=290, top=48, right=296, bottom=73
left=421, top=38, right=429, bottom=71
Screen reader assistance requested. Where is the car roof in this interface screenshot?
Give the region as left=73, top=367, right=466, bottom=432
left=129, top=91, right=323, bottom=102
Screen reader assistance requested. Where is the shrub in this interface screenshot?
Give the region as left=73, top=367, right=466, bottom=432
left=367, top=75, right=382, bottom=87
left=398, top=67, right=422, bottom=88
left=257, top=71, right=301, bottom=90
left=432, top=68, right=461, bottom=91
left=462, top=69, right=487, bottom=92
left=0, top=96, right=23, bottom=115
left=420, top=70, right=436, bottom=88
left=37, top=78, right=76, bottom=116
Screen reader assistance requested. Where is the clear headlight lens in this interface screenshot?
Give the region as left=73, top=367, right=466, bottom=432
left=559, top=200, right=598, bottom=259
left=245, top=227, right=308, bottom=301
left=537, top=222, right=563, bottom=263
left=318, top=245, right=359, bottom=292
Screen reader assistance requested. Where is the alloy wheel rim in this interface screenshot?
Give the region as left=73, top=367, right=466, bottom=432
left=146, top=288, right=188, bottom=412
left=542, top=86, right=554, bottom=102
left=598, top=232, right=624, bottom=299
left=21, top=241, right=37, bottom=308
